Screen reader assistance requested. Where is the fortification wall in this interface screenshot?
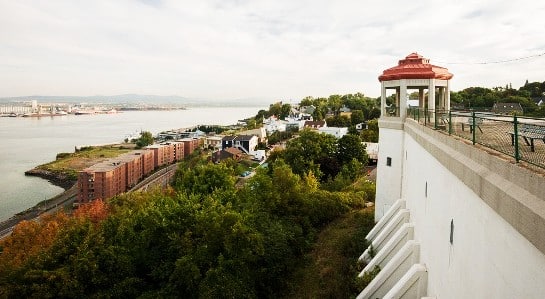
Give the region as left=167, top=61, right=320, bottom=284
left=400, top=119, right=545, bottom=298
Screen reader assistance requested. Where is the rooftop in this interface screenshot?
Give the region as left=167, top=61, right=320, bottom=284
left=378, top=52, right=453, bottom=82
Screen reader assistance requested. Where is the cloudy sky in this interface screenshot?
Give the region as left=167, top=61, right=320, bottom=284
left=1, top=0, right=544, bottom=101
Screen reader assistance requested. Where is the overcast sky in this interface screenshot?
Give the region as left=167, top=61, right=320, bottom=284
left=1, top=0, right=544, bottom=101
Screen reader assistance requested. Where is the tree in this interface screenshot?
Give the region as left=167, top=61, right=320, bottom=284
left=136, top=131, right=154, bottom=148
left=350, top=110, right=365, bottom=125
left=246, top=119, right=257, bottom=129
left=280, top=103, right=291, bottom=119
left=360, top=119, right=379, bottom=142
left=337, top=134, right=368, bottom=165
left=174, top=162, right=236, bottom=195
left=268, top=102, right=283, bottom=118
left=299, top=96, right=314, bottom=107
left=283, top=129, right=337, bottom=178
left=328, top=95, right=343, bottom=116
left=0, top=212, right=69, bottom=272
left=326, top=115, right=351, bottom=127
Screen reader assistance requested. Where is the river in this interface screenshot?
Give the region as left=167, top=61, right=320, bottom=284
left=0, top=106, right=262, bottom=222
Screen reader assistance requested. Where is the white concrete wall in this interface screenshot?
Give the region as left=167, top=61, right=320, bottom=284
left=375, top=123, right=405, bottom=221
left=401, top=131, right=545, bottom=298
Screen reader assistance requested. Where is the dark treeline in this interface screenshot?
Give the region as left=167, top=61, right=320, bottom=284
left=451, top=81, right=545, bottom=116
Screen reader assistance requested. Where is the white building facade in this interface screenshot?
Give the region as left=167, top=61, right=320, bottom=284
left=359, top=53, right=545, bottom=299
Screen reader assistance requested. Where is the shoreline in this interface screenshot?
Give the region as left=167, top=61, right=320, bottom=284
left=0, top=167, right=78, bottom=238
left=0, top=183, right=77, bottom=239
left=24, top=168, right=77, bottom=190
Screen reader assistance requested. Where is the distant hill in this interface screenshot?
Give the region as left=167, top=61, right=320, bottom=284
left=0, top=94, right=272, bottom=108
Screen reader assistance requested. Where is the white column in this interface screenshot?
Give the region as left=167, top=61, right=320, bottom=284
left=400, top=79, right=407, bottom=119
left=419, top=88, right=424, bottom=109
left=428, top=80, right=436, bottom=111
left=381, top=81, right=386, bottom=117
left=438, top=87, right=444, bottom=110
left=446, top=80, right=451, bottom=111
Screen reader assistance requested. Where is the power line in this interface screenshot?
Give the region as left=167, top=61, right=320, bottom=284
left=435, top=52, right=545, bottom=65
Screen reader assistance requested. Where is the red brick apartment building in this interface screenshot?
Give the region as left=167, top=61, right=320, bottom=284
left=146, top=144, right=170, bottom=168
left=77, top=140, right=200, bottom=204
left=163, top=141, right=185, bottom=162
left=146, top=142, right=185, bottom=168
left=78, top=160, right=127, bottom=203
left=77, top=149, right=155, bottom=204
left=180, top=138, right=201, bottom=157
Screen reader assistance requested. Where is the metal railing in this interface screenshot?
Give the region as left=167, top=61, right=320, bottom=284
left=408, top=108, right=545, bottom=169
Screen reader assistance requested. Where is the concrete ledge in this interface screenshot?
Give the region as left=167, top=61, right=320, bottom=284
left=404, top=119, right=545, bottom=255
left=359, top=209, right=410, bottom=262
left=360, top=222, right=415, bottom=276
left=379, top=118, right=405, bottom=130
left=357, top=240, right=421, bottom=299
left=365, top=198, right=406, bottom=243
left=383, top=263, right=428, bottom=299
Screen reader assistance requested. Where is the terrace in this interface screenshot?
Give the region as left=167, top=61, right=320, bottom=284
left=409, top=108, right=545, bottom=170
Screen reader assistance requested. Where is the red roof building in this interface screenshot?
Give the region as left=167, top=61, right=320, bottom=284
left=378, top=53, right=453, bottom=118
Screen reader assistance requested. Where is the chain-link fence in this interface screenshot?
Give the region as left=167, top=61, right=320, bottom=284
left=408, top=108, right=545, bottom=169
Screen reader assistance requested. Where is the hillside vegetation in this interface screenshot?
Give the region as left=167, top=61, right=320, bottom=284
left=0, top=129, right=376, bottom=298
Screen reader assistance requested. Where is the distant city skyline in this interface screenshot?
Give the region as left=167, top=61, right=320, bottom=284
left=1, top=1, right=544, bottom=100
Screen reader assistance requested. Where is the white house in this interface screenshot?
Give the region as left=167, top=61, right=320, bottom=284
left=264, top=118, right=287, bottom=134
left=318, top=126, right=348, bottom=139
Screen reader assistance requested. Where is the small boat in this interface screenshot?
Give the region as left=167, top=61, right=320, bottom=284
left=75, top=110, right=95, bottom=115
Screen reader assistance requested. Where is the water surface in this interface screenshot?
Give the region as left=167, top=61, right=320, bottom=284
left=0, top=107, right=261, bottom=221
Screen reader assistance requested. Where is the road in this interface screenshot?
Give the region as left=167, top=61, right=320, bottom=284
left=0, top=184, right=78, bottom=239
left=130, top=163, right=178, bottom=191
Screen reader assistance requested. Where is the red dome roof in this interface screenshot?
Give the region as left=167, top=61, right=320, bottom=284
left=378, top=53, right=453, bottom=82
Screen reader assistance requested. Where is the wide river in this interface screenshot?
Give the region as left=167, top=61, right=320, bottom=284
left=0, top=106, right=263, bottom=222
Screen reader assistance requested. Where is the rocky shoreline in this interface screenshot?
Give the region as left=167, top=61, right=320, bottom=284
left=24, top=168, right=76, bottom=190
left=2, top=169, right=77, bottom=238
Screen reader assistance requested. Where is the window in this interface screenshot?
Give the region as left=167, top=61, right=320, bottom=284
left=386, top=157, right=392, bottom=166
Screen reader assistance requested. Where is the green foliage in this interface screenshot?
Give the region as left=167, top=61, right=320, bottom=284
left=77, top=146, right=94, bottom=152
left=0, top=147, right=377, bottom=298
left=337, top=135, right=368, bottom=165
left=360, top=119, right=379, bottom=142
left=55, top=152, right=71, bottom=160
left=135, top=131, right=154, bottom=148
left=326, top=115, right=351, bottom=127
left=267, top=130, right=294, bottom=145
left=328, top=94, right=343, bottom=116
left=281, top=129, right=368, bottom=187
left=283, top=209, right=376, bottom=298
left=173, top=160, right=236, bottom=195
left=266, top=102, right=291, bottom=119
left=450, top=82, right=545, bottom=116
left=355, top=265, right=381, bottom=291
left=195, top=125, right=229, bottom=134
left=350, top=109, right=365, bottom=125
left=283, top=129, right=337, bottom=179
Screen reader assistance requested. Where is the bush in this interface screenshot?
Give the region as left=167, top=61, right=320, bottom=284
left=355, top=265, right=381, bottom=291
left=56, top=152, right=71, bottom=160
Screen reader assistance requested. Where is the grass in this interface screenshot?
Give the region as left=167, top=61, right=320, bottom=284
left=283, top=208, right=375, bottom=299
left=36, top=144, right=134, bottom=179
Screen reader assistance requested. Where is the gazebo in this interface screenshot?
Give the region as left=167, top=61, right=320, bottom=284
left=378, top=53, right=453, bottom=118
